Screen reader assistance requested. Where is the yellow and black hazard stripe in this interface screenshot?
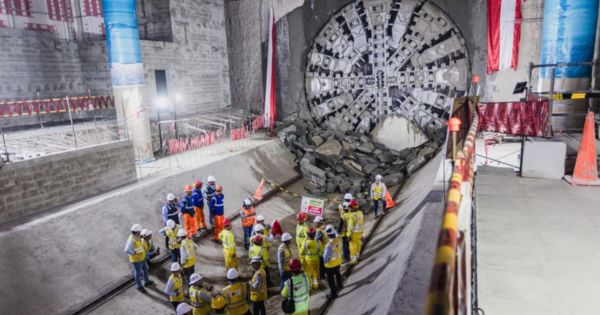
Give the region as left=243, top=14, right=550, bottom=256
left=551, top=92, right=598, bottom=100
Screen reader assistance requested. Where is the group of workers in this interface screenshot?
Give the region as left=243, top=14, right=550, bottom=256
left=125, top=174, right=390, bottom=315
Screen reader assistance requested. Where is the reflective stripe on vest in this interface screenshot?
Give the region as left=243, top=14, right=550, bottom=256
left=303, top=239, right=320, bottom=260
left=241, top=207, right=256, bottom=227
left=165, top=203, right=178, bottom=218
left=325, top=238, right=342, bottom=268
left=372, top=184, right=384, bottom=199
left=166, top=227, right=181, bottom=250
left=219, top=230, right=235, bottom=250
left=287, top=274, right=310, bottom=312
left=296, top=224, right=307, bottom=244
left=169, top=274, right=185, bottom=302
left=182, top=239, right=196, bottom=268
left=128, top=236, right=146, bottom=263
left=223, top=282, right=247, bottom=311
left=190, top=286, right=211, bottom=308
left=250, top=268, right=267, bottom=301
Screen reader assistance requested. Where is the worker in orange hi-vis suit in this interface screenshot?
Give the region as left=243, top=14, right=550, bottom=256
left=192, top=180, right=206, bottom=234
left=180, top=185, right=198, bottom=238
left=210, top=185, right=225, bottom=241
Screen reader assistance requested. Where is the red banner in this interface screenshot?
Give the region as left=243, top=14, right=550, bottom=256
left=477, top=100, right=549, bottom=137
left=167, top=128, right=224, bottom=155
left=0, top=95, right=115, bottom=118
left=251, top=115, right=265, bottom=131
left=230, top=127, right=248, bottom=141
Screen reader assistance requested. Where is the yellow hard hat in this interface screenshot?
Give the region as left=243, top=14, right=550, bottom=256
left=212, top=294, right=226, bottom=309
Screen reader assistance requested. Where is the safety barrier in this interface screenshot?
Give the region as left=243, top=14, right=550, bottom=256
left=0, top=95, right=115, bottom=118
left=477, top=100, right=549, bottom=137
left=425, top=111, right=479, bottom=315
left=166, top=128, right=224, bottom=155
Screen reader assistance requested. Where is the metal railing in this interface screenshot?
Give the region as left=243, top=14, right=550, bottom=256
left=425, top=108, right=479, bottom=315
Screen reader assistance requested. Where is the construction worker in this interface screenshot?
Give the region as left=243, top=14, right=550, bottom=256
left=189, top=273, right=213, bottom=315
left=248, top=234, right=270, bottom=286
left=338, top=201, right=352, bottom=262
left=222, top=268, right=251, bottom=315
left=349, top=199, right=364, bottom=264
left=176, top=303, right=193, bottom=315
left=141, top=229, right=160, bottom=265
left=219, top=219, right=238, bottom=270
left=240, top=198, right=256, bottom=249
left=370, top=174, right=388, bottom=217
left=202, top=175, right=217, bottom=226
left=281, top=258, right=311, bottom=315
left=160, top=219, right=182, bottom=262
left=323, top=225, right=343, bottom=300
left=210, top=185, right=225, bottom=240
left=211, top=294, right=227, bottom=315
left=313, top=216, right=328, bottom=279
left=124, top=224, right=153, bottom=292
left=278, top=232, right=293, bottom=290
left=249, top=256, right=267, bottom=315
left=165, top=262, right=186, bottom=309
left=300, top=227, right=320, bottom=289
left=192, top=180, right=206, bottom=232
left=181, top=185, right=198, bottom=238
left=162, top=193, right=180, bottom=225
left=295, top=212, right=309, bottom=263
left=252, top=224, right=272, bottom=286
left=178, top=228, right=196, bottom=286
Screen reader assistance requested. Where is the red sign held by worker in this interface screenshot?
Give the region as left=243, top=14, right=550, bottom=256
left=300, top=196, right=325, bottom=216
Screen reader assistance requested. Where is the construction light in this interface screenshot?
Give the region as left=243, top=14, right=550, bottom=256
left=157, top=97, right=168, bottom=109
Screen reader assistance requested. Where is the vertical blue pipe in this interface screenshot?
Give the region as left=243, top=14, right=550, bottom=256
left=540, top=0, right=599, bottom=78
left=102, top=0, right=144, bottom=86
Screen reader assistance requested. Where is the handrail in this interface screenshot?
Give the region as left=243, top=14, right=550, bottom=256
left=424, top=109, right=479, bottom=315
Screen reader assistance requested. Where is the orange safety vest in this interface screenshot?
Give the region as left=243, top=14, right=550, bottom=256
left=241, top=207, right=256, bottom=228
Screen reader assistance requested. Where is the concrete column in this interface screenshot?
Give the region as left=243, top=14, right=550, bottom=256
left=103, top=0, right=153, bottom=162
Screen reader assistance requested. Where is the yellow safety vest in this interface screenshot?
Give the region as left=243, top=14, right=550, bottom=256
left=249, top=244, right=269, bottom=266
left=280, top=244, right=292, bottom=271
left=181, top=239, right=196, bottom=269
left=325, top=237, right=342, bottom=268
left=189, top=285, right=212, bottom=313
left=168, top=274, right=185, bottom=302
left=296, top=224, right=308, bottom=246
left=250, top=268, right=267, bottom=302
left=222, top=282, right=249, bottom=315
left=302, top=239, right=320, bottom=261
left=371, top=183, right=385, bottom=200
left=219, top=229, right=236, bottom=251
left=316, top=227, right=328, bottom=256
left=341, top=212, right=354, bottom=237
left=128, top=235, right=146, bottom=263
left=166, top=226, right=181, bottom=250
left=353, top=210, right=364, bottom=232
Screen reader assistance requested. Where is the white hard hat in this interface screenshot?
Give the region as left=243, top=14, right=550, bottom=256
left=256, top=214, right=265, bottom=222
left=243, top=198, right=252, bottom=206
left=167, top=193, right=176, bottom=201
left=131, top=224, right=142, bottom=232
left=325, top=224, right=336, bottom=235
left=313, top=216, right=324, bottom=223
left=176, top=302, right=193, bottom=315
left=176, top=229, right=187, bottom=238
left=344, top=193, right=353, bottom=201
left=167, top=219, right=176, bottom=229
left=251, top=256, right=262, bottom=264
left=171, top=262, right=181, bottom=272
left=226, top=268, right=238, bottom=280
left=342, top=201, right=350, bottom=210
left=207, top=175, right=216, bottom=182
left=189, top=273, right=202, bottom=285
left=141, top=229, right=150, bottom=237
left=254, top=224, right=265, bottom=232
left=375, top=174, right=383, bottom=180
left=281, top=233, right=292, bottom=242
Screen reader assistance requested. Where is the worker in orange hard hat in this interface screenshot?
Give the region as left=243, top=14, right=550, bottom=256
left=210, top=185, right=225, bottom=240
left=180, top=185, right=198, bottom=238
left=191, top=180, right=206, bottom=233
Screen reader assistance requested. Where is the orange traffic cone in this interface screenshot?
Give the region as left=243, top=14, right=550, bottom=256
left=565, top=111, right=600, bottom=186
left=254, top=178, right=265, bottom=201
left=385, top=190, right=396, bottom=209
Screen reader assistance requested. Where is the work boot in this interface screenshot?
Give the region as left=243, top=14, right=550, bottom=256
left=137, top=287, right=147, bottom=293
left=326, top=293, right=338, bottom=300
left=144, top=280, right=155, bottom=287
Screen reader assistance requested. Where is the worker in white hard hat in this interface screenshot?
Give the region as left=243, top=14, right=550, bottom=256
left=189, top=273, right=213, bottom=315
left=370, top=174, right=388, bottom=217
left=278, top=232, right=293, bottom=289
left=323, top=225, right=343, bottom=299
left=124, top=224, right=154, bottom=292
left=160, top=219, right=182, bottom=262
left=313, top=215, right=328, bottom=279
left=251, top=224, right=272, bottom=286
left=338, top=201, right=352, bottom=262
left=176, top=302, right=193, bottom=315
left=240, top=198, right=256, bottom=250
left=222, top=268, right=251, bottom=315
left=162, top=193, right=181, bottom=225
left=202, top=175, right=217, bottom=226
left=337, top=193, right=354, bottom=214
left=249, top=256, right=267, bottom=315
left=177, top=228, right=196, bottom=286
left=141, top=229, right=160, bottom=265
left=165, top=262, right=185, bottom=309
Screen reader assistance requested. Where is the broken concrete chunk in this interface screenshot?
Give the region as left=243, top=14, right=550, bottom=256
left=356, top=141, right=375, bottom=154
left=311, top=135, right=325, bottom=146
left=315, top=138, right=343, bottom=164
left=406, top=155, right=426, bottom=175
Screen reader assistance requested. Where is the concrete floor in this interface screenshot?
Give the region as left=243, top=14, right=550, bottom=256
left=476, top=166, right=600, bottom=315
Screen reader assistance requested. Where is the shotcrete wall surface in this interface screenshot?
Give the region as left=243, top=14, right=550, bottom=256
left=0, top=140, right=296, bottom=315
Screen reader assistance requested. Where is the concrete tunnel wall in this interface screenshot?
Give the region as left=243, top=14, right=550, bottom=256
left=0, top=140, right=298, bottom=314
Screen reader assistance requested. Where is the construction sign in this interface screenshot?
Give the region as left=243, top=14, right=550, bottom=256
left=300, top=196, right=325, bottom=216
